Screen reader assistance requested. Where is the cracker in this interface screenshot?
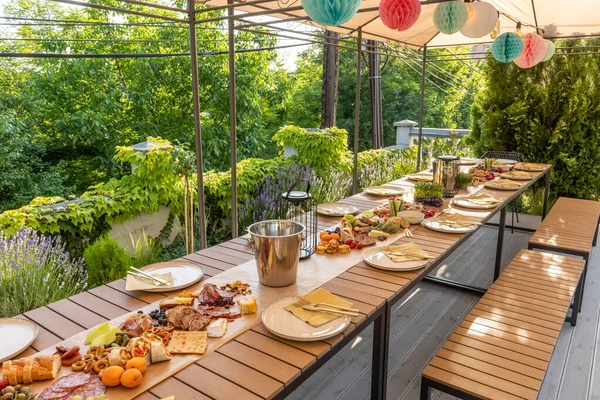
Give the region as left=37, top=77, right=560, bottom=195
left=165, top=331, right=207, bottom=354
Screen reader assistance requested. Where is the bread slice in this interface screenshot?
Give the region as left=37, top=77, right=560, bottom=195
left=1, top=360, right=11, bottom=380
left=23, top=359, right=33, bottom=384
left=31, top=359, right=40, bottom=381
left=8, top=365, right=18, bottom=386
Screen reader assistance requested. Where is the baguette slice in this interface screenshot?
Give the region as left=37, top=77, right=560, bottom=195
left=8, top=365, right=18, bottom=386
left=23, top=359, right=33, bottom=384
left=31, top=359, right=40, bottom=381
left=1, top=360, right=10, bottom=380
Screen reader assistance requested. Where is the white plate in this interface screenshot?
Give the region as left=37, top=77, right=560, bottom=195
left=495, top=159, right=519, bottom=165
left=406, top=174, right=433, bottom=182
left=262, top=297, right=351, bottom=342
left=363, top=186, right=405, bottom=196
left=363, top=247, right=428, bottom=271
left=514, top=163, right=547, bottom=172
left=484, top=181, right=523, bottom=191
left=422, top=219, right=479, bottom=234
left=452, top=198, right=498, bottom=210
left=0, top=319, right=38, bottom=363
left=460, top=158, right=478, bottom=165
left=500, top=172, right=534, bottom=181
left=396, top=210, right=425, bottom=224
left=137, top=262, right=205, bottom=292
left=317, top=203, right=359, bottom=217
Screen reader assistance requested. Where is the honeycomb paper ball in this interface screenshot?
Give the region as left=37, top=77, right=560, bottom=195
left=542, top=39, right=556, bottom=62
left=301, top=0, right=362, bottom=26
left=433, top=0, right=468, bottom=35
left=460, top=2, right=499, bottom=38
left=514, top=33, right=547, bottom=68
left=491, top=32, right=524, bottom=63
left=379, top=0, right=421, bottom=32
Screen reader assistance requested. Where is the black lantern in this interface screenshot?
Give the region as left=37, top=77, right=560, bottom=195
left=279, top=179, right=318, bottom=260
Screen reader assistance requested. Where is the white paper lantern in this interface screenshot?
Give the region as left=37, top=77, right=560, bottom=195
left=542, top=40, right=556, bottom=62
left=460, top=2, right=499, bottom=38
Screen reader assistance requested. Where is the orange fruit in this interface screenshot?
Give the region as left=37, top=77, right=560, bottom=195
left=320, top=233, right=332, bottom=242
left=101, top=366, right=125, bottom=387
left=330, top=233, right=340, bottom=241
left=126, top=357, right=147, bottom=374
left=120, top=368, right=143, bottom=388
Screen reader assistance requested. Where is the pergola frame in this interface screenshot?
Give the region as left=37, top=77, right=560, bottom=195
left=7, top=0, right=598, bottom=249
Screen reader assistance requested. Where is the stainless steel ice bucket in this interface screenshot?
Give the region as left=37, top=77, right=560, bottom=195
left=248, top=220, right=305, bottom=287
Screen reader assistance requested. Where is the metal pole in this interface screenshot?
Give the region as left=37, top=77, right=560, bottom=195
left=494, top=207, right=507, bottom=281
left=542, top=168, right=551, bottom=220
left=228, top=0, right=238, bottom=238
left=416, top=46, right=427, bottom=171
left=352, top=29, right=362, bottom=194
left=188, top=0, right=207, bottom=250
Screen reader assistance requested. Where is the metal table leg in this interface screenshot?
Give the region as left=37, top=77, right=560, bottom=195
left=494, top=207, right=507, bottom=281
left=371, top=305, right=389, bottom=400
left=542, top=169, right=551, bottom=220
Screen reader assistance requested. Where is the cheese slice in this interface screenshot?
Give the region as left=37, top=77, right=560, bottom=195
left=207, top=318, right=228, bottom=338
left=238, top=297, right=257, bottom=315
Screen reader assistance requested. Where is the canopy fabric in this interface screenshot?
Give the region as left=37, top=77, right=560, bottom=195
left=205, top=0, right=600, bottom=49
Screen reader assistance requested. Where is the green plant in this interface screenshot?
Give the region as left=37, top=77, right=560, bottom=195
left=84, top=235, right=132, bottom=288
left=519, top=186, right=558, bottom=216
left=414, top=182, right=444, bottom=199
left=455, top=172, right=474, bottom=189
left=0, top=228, right=87, bottom=317
left=130, top=232, right=163, bottom=269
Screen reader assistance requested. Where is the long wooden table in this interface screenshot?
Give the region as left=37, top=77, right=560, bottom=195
left=13, top=165, right=551, bottom=400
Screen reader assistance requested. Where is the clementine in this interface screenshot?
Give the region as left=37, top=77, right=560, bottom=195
left=121, top=368, right=143, bottom=388
left=126, top=357, right=147, bottom=374
left=101, top=366, right=125, bottom=387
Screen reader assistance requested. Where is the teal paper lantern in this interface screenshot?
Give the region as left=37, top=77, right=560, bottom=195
left=542, top=39, right=555, bottom=62
left=433, top=0, right=468, bottom=35
left=301, top=0, right=362, bottom=27
left=491, top=32, right=524, bottom=63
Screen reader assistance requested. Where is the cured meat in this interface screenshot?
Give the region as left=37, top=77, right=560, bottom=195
left=120, top=314, right=154, bottom=337
left=165, top=305, right=211, bottom=331
left=198, top=284, right=235, bottom=307
left=196, top=303, right=242, bottom=321
left=39, top=373, right=105, bottom=400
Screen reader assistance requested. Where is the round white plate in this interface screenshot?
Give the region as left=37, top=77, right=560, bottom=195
left=500, top=172, right=534, bottom=181
left=363, top=247, right=428, bottom=271
left=406, top=174, right=433, bottom=182
left=396, top=211, right=425, bottom=225
left=317, top=203, right=359, bottom=217
left=262, top=297, right=351, bottom=342
left=139, top=262, right=205, bottom=292
left=363, top=186, right=405, bottom=196
left=0, top=319, right=38, bottom=363
left=495, top=159, right=518, bottom=165
left=484, top=181, right=522, bottom=191
left=514, top=163, right=547, bottom=172
left=452, top=198, right=498, bottom=210
left=422, top=219, right=479, bottom=234
left=460, top=158, right=478, bottom=165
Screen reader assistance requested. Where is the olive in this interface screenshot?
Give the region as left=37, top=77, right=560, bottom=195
left=12, top=386, right=21, bottom=392
left=19, top=388, right=30, bottom=394
left=2, top=393, right=14, bottom=400
left=137, top=310, right=144, bottom=314
left=3, top=387, right=15, bottom=394
left=15, top=394, right=26, bottom=400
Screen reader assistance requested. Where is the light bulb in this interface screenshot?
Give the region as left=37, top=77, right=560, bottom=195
left=515, top=22, right=524, bottom=38
left=490, top=19, right=501, bottom=39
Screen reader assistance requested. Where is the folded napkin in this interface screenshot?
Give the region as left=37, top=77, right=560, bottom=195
left=382, top=243, right=431, bottom=262
left=125, top=272, right=173, bottom=291
left=432, top=213, right=481, bottom=228
left=408, top=174, right=433, bottom=182
left=520, top=163, right=546, bottom=169
left=506, top=171, right=534, bottom=177
left=284, top=288, right=353, bottom=327
left=492, top=179, right=523, bottom=188
left=465, top=193, right=500, bottom=205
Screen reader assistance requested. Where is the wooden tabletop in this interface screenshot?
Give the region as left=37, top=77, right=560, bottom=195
left=12, top=166, right=551, bottom=400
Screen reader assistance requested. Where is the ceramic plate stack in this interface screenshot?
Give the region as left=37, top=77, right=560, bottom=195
left=0, top=319, right=38, bottom=362
left=317, top=203, right=359, bottom=216
left=363, top=186, right=404, bottom=196
left=362, top=247, right=428, bottom=272
left=514, top=163, right=547, bottom=172
left=134, top=262, right=205, bottom=292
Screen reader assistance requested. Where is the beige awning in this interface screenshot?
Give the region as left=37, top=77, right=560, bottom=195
left=204, top=0, right=600, bottom=49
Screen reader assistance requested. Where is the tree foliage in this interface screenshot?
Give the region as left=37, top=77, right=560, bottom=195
left=469, top=38, right=600, bottom=199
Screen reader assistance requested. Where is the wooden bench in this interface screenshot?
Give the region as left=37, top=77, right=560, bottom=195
left=420, top=249, right=586, bottom=400
left=528, top=197, right=600, bottom=323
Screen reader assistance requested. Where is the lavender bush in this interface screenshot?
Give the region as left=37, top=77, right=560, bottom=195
left=309, top=169, right=351, bottom=204
left=358, top=151, right=415, bottom=190
left=0, top=228, right=87, bottom=317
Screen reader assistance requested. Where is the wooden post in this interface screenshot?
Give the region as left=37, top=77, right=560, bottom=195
left=321, top=30, right=339, bottom=128
left=367, top=40, right=383, bottom=149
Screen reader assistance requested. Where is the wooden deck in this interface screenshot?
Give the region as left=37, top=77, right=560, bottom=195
left=287, top=216, right=600, bottom=400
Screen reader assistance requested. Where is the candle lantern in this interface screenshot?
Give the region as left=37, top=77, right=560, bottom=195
left=278, top=179, right=318, bottom=260
left=432, top=156, right=461, bottom=198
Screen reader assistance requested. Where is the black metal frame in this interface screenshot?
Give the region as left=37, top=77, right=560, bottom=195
left=420, top=376, right=482, bottom=400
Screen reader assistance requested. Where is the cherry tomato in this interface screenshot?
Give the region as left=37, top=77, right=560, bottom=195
left=0, top=379, right=9, bottom=391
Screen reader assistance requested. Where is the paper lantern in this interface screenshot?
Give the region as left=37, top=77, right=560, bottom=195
left=514, top=33, right=547, bottom=68
left=301, top=0, right=361, bottom=27
left=379, top=0, right=421, bottom=32
left=460, top=2, right=499, bottom=38
left=542, top=40, right=556, bottom=62
left=491, top=32, right=524, bottom=63
left=433, top=0, right=468, bottom=35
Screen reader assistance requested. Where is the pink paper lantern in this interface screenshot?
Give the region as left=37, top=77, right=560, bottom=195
left=379, top=0, right=421, bottom=32
left=514, top=33, right=547, bottom=68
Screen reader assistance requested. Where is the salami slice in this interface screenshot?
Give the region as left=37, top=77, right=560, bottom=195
left=38, top=373, right=105, bottom=400
left=53, top=372, right=91, bottom=389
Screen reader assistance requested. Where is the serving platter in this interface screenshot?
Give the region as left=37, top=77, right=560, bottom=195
left=514, top=163, right=548, bottom=172
left=452, top=197, right=498, bottom=210
left=422, top=218, right=479, bottom=234
left=362, top=247, right=428, bottom=272
left=262, top=297, right=351, bottom=341
left=317, top=203, right=359, bottom=217
left=500, top=171, right=534, bottom=181
left=363, top=186, right=404, bottom=196
left=0, top=318, right=38, bottom=363
left=134, top=262, right=205, bottom=292
left=484, top=181, right=523, bottom=191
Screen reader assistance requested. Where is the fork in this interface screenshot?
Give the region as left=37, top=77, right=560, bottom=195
left=403, top=228, right=413, bottom=238
left=293, top=297, right=360, bottom=313
left=300, top=305, right=359, bottom=316
left=127, top=272, right=167, bottom=286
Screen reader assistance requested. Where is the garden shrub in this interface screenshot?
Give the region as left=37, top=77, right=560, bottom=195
left=84, top=235, right=132, bottom=288
left=0, top=228, right=87, bottom=317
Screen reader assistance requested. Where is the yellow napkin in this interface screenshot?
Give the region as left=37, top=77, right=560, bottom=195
left=382, top=243, right=431, bottom=262
left=465, top=193, right=500, bottom=205
left=284, top=288, right=354, bottom=327
left=408, top=174, right=433, bottom=182
left=125, top=272, right=174, bottom=291
left=433, top=213, right=481, bottom=228
left=492, top=179, right=522, bottom=188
